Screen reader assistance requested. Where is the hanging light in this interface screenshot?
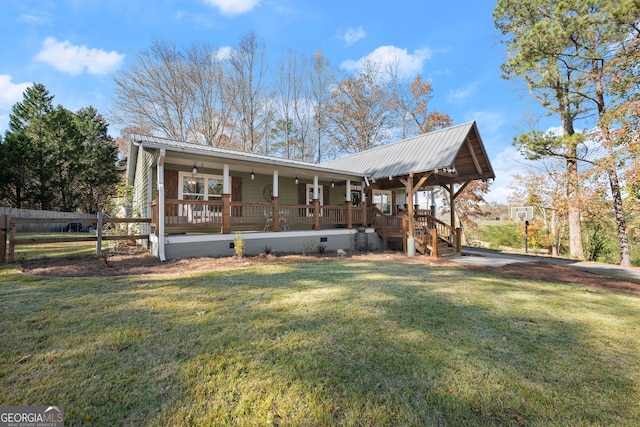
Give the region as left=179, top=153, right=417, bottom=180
left=331, top=180, right=335, bottom=188
left=250, top=170, right=255, bottom=180
left=192, top=163, right=198, bottom=176
left=295, top=175, right=299, bottom=185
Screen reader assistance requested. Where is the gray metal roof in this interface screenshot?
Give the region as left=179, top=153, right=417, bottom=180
left=129, top=133, right=362, bottom=180
left=320, top=121, right=480, bottom=179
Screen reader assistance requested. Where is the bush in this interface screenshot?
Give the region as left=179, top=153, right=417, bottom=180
left=233, top=232, right=245, bottom=257
left=476, top=221, right=523, bottom=250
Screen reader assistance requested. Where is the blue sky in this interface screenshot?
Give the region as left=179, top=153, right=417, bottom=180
left=0, top=0, right=551, bottom=203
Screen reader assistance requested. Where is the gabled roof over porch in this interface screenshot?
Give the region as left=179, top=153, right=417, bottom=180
left=320, top=121, right=495, bottom=188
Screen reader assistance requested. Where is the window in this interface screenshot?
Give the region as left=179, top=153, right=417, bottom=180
left=373, top=190, right=393, bottom=215
left=178, top=172, right=223, bottom=200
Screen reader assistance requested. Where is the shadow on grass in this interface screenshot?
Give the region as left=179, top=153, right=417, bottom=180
left=1, top=261, right=639, bottom=426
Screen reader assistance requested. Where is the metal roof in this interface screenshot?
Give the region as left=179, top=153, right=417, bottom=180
left=320, top=121, right=485, bottom=179
left=129, top=133, right=362, bottom=180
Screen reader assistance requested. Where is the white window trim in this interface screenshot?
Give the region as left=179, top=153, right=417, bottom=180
left=178, top=171, right=224, bottom=201
left=373, top=189, right=393, bottom=215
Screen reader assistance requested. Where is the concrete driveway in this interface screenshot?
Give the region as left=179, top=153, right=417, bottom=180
left=451, top=247, right=640, bottom=282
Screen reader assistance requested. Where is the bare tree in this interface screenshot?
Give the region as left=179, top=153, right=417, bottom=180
left=228, top=32, right=273, bottom=153
left=387, top=65, right=453, bottom=138
left=309, top=50, right=335, bottom=162
left=326, top=59, right=394, bottom=154
left=185, top=43, right=236, bottom=146
left=111, top=39, right=194, bottom=142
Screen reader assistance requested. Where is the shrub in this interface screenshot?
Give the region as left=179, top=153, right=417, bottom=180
left=233, top=232, right=245, bottom=257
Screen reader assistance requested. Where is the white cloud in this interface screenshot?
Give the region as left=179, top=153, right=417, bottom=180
left=340, top=45, right=432, bottom=80
left=215, top=46, right=233, bottom=61
left=449, top=82, right=478, bottom=101
left=34, top=37, right=125, bottom=76
left=343, top=27, right=366, bottom=45
left=484, top=145, right=525, bottom=204
left=203, top=0, right=259, bottom=15
left=465, top=111, right=506, bottom=136
left=0, top=75, right=31, bottom=111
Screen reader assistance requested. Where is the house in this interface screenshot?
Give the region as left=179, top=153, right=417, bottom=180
left=126, top=121, right=495, bottom=260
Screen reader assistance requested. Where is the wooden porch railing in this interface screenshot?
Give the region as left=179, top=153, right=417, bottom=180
left=152, top=199, right=374, bottom=234
left=150, top=199, right=461, bottom=257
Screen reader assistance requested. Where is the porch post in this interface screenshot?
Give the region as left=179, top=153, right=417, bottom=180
left=222, top=194, right=231, bottom=234
left=223, top=164, right=230, bottom=193
left=448, top=184, right=455, bottom=229
left=272, top=170, right=279, bottom=198
left=222, top=164, right=231, bottom=234
left=407, top=174, right=414, bottom=238
left=313, top=176, right=320, bottom=230
left=346, top=179, right=352, bottom=229
left=272, top=196, right=280, bottom=232
left=157, top=149, right=166, bottom=261
left=272, top=171, right=280, bottom=231
left=361, top=181, right=367, bottom=226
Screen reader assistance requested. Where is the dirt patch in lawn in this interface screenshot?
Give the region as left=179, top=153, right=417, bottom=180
left=17, top=250, right=640, bottom=296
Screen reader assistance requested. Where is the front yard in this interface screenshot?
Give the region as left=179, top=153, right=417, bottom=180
left=1, top=256, right=639, bottom=426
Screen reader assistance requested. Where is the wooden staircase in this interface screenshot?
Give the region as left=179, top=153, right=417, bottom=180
left=373, top=209, right=461, bottom=257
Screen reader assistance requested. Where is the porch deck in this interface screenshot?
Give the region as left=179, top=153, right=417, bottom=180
left=150, top=199, right=461, bottom=259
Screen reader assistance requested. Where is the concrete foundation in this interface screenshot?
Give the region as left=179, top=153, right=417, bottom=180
left=148, top=228, right=382, bottom=260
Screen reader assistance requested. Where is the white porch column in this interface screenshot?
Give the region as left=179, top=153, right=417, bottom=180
left=346, top=179, right=351, bottom=202
left=272, top=170, right=279, bottom=197
left=157, top=149, right=166, bottom=262
left=313, top=176, right=319, bottom=199
left=223, top=164, right=230, bottom=194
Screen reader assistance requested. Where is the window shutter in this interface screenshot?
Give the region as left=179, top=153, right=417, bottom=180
left=232, top=176, right=242, bottom=216
left=165, top=170, right=178, bottom=199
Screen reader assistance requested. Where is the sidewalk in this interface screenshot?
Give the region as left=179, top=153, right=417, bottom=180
left=450, top=247, right=640, bottom=281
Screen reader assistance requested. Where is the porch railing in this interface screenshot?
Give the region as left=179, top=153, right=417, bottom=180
left=150, top=199, right=461, bottom=256
left=152, top=199, right=374, bottom=234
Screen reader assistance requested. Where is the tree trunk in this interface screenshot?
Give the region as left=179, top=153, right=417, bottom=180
left=606, top=167, right=631, bottom=266
left=566, top=153, right=585, bottom=260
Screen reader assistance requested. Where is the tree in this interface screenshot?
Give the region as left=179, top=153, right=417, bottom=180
left=74, top=107, right=121, bottom=213
left=309, top=50, right=334, bottom=162
left=495, top=0, right=593, bottom=260
left=5, top=83, right=57, bottom=210
left=1, top=84, right=120, bottom=213
left=326, top=59, right=394, bottom=154
left=0, top=132, right=31, bottom=208
left=389, top=73, right=452, bottom=138
left=495, top=0, right=640, bottom=265
left=228, top=32, right=273, bottom=153
left=112, top=39, right=194, bottom=143
left=510, top=163, right=569, bottom=256
left=185, top=42, right=236, bottom=146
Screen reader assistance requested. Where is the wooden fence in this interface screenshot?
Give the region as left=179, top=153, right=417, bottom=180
left=0, top=208, right=96, bottom=232
left=0, top=213, right=151, bottom=264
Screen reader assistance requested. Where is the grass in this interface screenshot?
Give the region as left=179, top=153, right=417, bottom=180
left=1, top=259, right=639, bottom=426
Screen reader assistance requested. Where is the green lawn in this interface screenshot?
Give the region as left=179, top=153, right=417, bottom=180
left=1, top=259, right=639, bottom=426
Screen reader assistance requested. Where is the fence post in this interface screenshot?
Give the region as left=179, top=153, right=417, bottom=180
left=455, top=227, right=462, bottom=254
left=96, top=212, right=103, bottom=255
left=8, top=220, right=15, bottom=262
left=0, top=215, right=7, bottom=264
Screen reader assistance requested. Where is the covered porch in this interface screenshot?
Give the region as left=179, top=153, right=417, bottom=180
left=129, top=121, right=495, bottom=260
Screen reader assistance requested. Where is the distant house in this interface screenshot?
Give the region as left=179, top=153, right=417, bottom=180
left=126, top=121, right=494, bottom=260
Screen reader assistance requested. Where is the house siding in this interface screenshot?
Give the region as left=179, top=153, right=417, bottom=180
left=132, top=148, right=158, bottom=235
